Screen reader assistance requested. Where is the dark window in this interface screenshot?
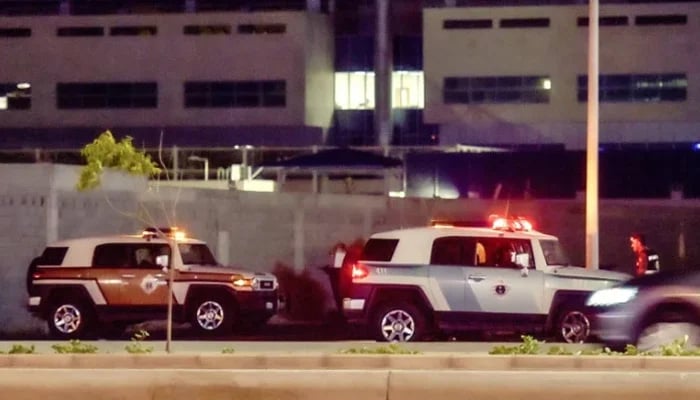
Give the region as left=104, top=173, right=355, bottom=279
left=443, top=75, right=550, bottom=104
left=635, top=14, right=687, bottom=26
left=394, top=35, right=422, bottom=71
left=361, top=239, right=399, bottom=262
left=183, top=24, right=231, bottom=35
left=57, top=82, right=158, bottom=109
left=499, top=18, right=549, bottom=28
left=110, top=26, right=157, bottom=36
left=237, top=24, right=286, bottom=34
left=184, top=80, right=285, bottom=108
left=431, top=237, right=476, bottom=266
left=443, top=19, right=492, bottom=29
left=473, top=238, right=534, bottom=269
left=577, top=16, right=628, bottom=27
left=39, top=247, right=68, bottom=266
left=0, top=27, right=31, bottom=37
left=178, top=243, right=217, bottom=266
left=578, top=73, right=687, bottom=103
left=0, top=82, right=31, bottom=110
left=335, top=35, right=373, bottom=71
left=57, top=26, right=104, bottom=37
left=92, top=244, right=131, bottom=267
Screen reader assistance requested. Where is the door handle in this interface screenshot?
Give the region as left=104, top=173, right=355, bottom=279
left=468, top=274, right=486, bottom=282
left=121, top=274, right=136, bottom=278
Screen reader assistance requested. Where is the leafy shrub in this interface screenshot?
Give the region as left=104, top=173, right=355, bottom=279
left=489, top=335, right=542, bottom=355
left=273, top=263, right=327, bottom=321
left=0, top=344, right=36, bottom=354
left=489, top=334, right=700, bottom=356
left=339, top=343, right=421, bottom=355
left=52, top=340, right=98, bottom=354
left=125, top=330, right=153, bottom=354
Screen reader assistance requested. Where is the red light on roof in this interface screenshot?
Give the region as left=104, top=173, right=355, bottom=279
left=490, top=216, right=533, bottom=232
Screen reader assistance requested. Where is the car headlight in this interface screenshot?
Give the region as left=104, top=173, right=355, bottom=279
left=586, top=287, right=638, bottom=307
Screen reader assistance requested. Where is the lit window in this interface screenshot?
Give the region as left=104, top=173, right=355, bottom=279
left=334, top=71, right=424, bottom=110
left=0, top=82, right=31, bottom=110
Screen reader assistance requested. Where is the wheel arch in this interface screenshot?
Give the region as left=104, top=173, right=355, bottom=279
left=546, top=290, right=592, bottom=332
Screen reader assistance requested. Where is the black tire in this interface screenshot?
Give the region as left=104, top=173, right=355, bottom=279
left=556, top=307, right=592, bottom=343
left=634, top=309, right=700, bottom=351
left=189, top=293, right=235, bottom=336
left=372, top=302, right=427, bottom=342
left=46, top=298, right=95, bottom=340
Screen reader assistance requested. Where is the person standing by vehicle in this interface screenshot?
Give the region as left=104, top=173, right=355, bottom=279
left=630, top=233, right=660, bottom=277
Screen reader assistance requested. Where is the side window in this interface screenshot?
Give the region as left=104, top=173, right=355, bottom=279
left=362, top=239, right=399, bottom=262
left=477, top=238, right=534, bottom=269
left=92, top=244, right=131, bottom=267
left=430, top=237, right=476, bottom=266
left=132, top=244, right=170, bottom=269
left=39, top=247, right=68, bottom=265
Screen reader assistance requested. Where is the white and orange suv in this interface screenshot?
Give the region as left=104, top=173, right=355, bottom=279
left=27, top=228, right=279, bottom=339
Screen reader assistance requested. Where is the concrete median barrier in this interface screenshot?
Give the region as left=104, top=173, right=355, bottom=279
left=0, top=368, right=390, bottom=400
left=2, top=368, right=700, bottom=400
left=4, top=353, right=700, bottom=370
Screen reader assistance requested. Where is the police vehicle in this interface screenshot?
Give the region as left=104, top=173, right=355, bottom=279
left=27, top=227, right=279, bottom=339
left=342, top=216, right=630, bottom=343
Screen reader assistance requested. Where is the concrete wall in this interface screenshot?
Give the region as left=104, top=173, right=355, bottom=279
left=1, top=163, right=699, bottom=333
left=0, top=11, right=332, bottom=128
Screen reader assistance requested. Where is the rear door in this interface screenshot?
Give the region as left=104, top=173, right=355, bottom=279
left=428, top=236, right=474, bottom=312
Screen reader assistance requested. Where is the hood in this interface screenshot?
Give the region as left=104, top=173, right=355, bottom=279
left=179, top=264, right=275, bottom=279
left=546, top=265, right=631, bottom=282
left=623, top=269, right=697, bottom=288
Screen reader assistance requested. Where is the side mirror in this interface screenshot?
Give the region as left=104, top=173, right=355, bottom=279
left=520, top=265, right=529, bottom=278
left=514, top=253, right=530, bottom=268
left=156, top=255, right=169, bottom=269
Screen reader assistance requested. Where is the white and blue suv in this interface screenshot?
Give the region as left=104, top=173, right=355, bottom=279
left=342, top=217, right=630, bottom=343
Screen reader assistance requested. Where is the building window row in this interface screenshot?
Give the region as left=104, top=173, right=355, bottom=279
left=577, top=73, right=687, bottom=103
left=441, top=73, right=687, bottom=105
left=57, top=82, right=158, bottom=109
left=56, top=25, right=158, bottom=36
left=444, top=76, right=551, bottom=104
left=184, top=80, right=286, bottom=108
left=578, top=14, right=687, bottom=26
left=0, top=23, right=286, bottom=38
left=444, top=13, right=687, bottom=30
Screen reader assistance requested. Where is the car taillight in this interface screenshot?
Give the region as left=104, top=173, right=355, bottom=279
left=351, top=263, right=369, bottom=279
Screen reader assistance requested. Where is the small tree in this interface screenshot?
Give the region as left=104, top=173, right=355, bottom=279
left=76, top=129, right=180, bottom=352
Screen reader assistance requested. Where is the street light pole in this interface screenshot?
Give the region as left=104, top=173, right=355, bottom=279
left=586, top=0, right=600, bottom=270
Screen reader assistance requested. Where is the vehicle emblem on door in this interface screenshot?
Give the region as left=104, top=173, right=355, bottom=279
left=140, top=275, right=159, bottom=295
left=494, top=284, right=508, bottom=296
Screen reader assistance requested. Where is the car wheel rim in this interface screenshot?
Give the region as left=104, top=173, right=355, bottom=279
left=637, top=322, right=700, bottom=352
left=196, top=301, right=225, bottom=330
left=380, top=309, right=416, bottom=342
left=560, top=311, right=590, bottom=343
left=53, top=305, right=82, bottom=334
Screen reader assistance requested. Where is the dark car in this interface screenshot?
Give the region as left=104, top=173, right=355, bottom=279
left=587, top=269, right=700, bottom=351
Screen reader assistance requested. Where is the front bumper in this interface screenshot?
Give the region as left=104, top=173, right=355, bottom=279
left=591, top=308, right=637, bottom=346
left=236, top=290, right=279, bottom=318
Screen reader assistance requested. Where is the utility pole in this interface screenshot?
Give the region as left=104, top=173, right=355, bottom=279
left=375, top=0, right=392, bottom=149
left=585, top=0, right=600, bottom=270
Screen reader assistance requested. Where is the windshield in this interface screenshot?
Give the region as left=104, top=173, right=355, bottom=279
left=178, top=243, right=218, bottom=266
left=540, top=239, right=571, bottom=266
